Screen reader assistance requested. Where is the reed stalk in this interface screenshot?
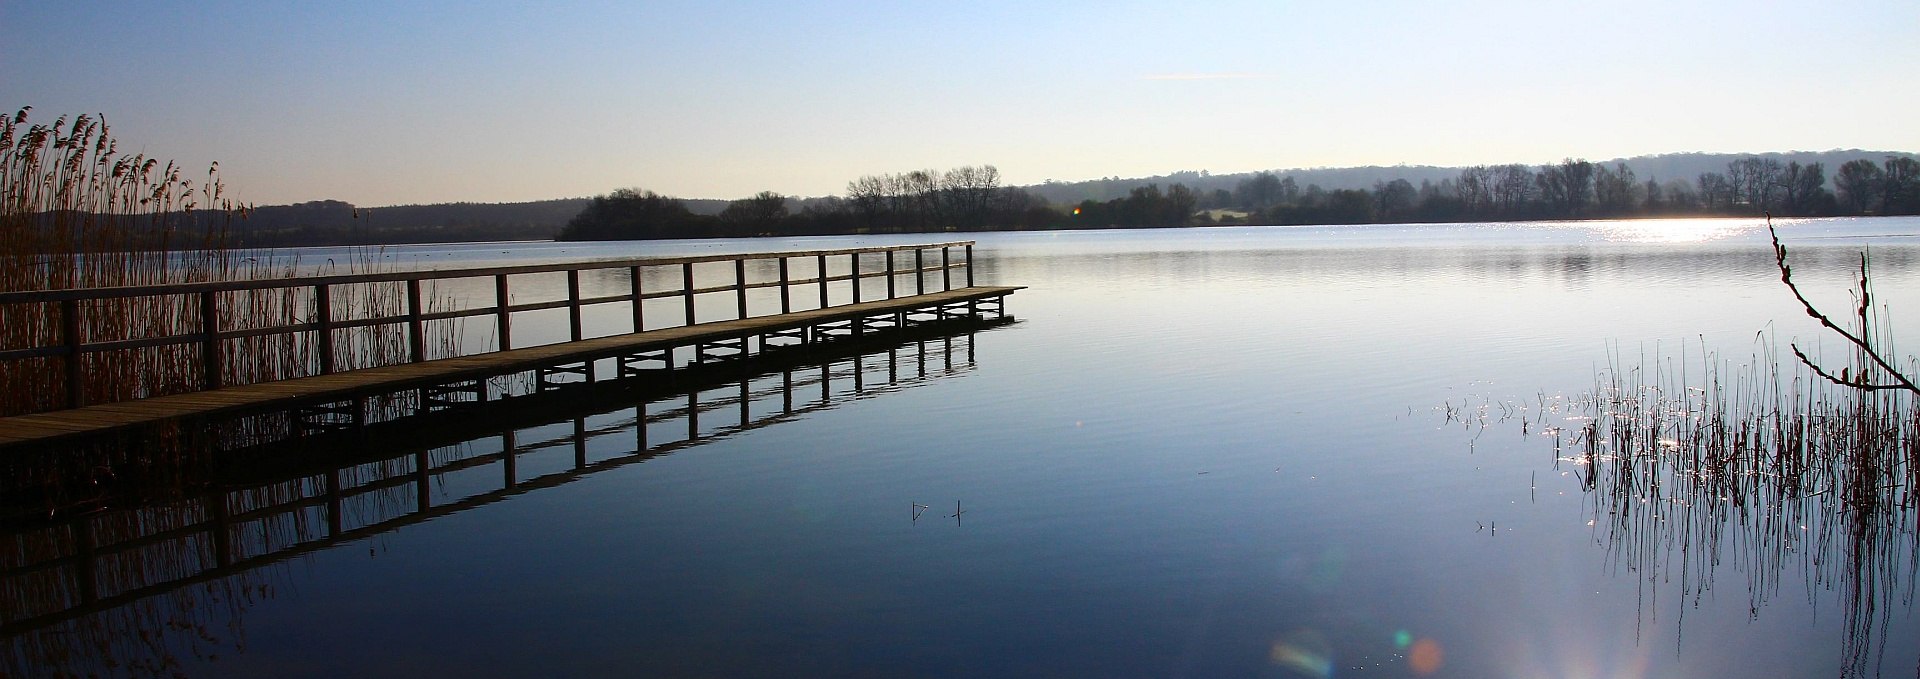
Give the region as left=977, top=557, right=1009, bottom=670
left=1, top=107, right=450, bottom=509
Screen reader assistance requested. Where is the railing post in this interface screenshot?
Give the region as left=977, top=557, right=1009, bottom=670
left=778, top=257, right=791, bottom=314
left=850, top=252, right=861, bottom=303
left=315, top=284, right=335, bottom=374
left=325, top=469, right=344, bottom=536
left=682, top=262, right=696, bottom=326
left=199, top=291, right=224, bottom=389
left=687, top=391, right=700, bottom=440
left=734, top=258, right=748, bottom=320
left=573, top=417, right=588, bottom=468
left=914, top=249, right=926, bottom=295
left=816, top=254, right=828, bottom=309
left=61, top=299, right=83, bottom=408
left=567, top=269, right=583, bottom=342
left=406, top=280, right=425, bottom=363
left=886, top=250, right=897, bottom=299
left=209, top=491, right=231, bottom=567
left=966, top=243, right=975, bottom=287
left=629, top=266, right=644, bottom=333
left=502, top=430, right=518, bottom=489
left=495, top=274, right=513, bottom=350
left=415, top=449, right=431, bottom=510
left=942, top=246, right=952, bottom=291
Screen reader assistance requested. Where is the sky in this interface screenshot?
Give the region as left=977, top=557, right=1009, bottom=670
left=4, top=0, right=1917, bottom=207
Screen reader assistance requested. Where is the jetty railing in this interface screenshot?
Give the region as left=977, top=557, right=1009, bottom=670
left=0, top=326, right=984, bottom=660
left=0, top=241, right=977, bottom=411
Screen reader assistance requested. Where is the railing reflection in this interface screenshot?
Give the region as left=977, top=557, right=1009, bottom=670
left=0, top=316, right=1004, bottom=677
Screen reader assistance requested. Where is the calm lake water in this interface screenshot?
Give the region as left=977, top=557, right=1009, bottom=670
left=8, top=217, right=1920, bottom=677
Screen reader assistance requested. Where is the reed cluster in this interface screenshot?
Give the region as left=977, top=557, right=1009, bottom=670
left=1556, top=337, right=1917, bottom=678
left=1, top=107, right=446, bottom=506
left=1436, top=224, right=1920, bottom=678
left=0, top=106, right=272, bottom=415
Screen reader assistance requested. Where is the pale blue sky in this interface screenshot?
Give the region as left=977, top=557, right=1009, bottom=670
left=5, top=1, right=1915, bottom=206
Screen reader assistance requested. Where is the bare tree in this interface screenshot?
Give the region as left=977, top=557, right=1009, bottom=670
left=941, top=165, right=1001, bottom=228
left=1593, top=163, right=1638, bottom=215
left=1536, top=159, right=1594, bottom=216
left=1373, top=178, right=1417, bottom=221
left=1492, top=164, right=1534, bottom=215
left=719, top=191, right=789, bottom=232
left=1457, top=166, right=1494, bottom=216
left=846, top=175, right=888, bottom=228
left=1661, top=178, right=1698, bottom=211
left=1235, top=172, right=1283, bottom=210
left=1729, top=157, right=1783, bottom=212
left=1697, top=172, right=1733, bottom=211
left=1775, top=162, right=1830, bottom=216
left=1884, top=156, right=1920, bottom=213
left=1834, top=159, right=1884, bottom=214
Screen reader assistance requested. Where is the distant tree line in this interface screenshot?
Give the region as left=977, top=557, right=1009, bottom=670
left=225, top=199, right=590, bottom=246
left=207, top=153, right=1920, bottom=247
left=1065, top=184, right=1199, bottom=228
left=560, top=154, right=1920, bottom=242
left=1203, top=155, right=1920, bottom=226
left=557, top=165, right=1061, bottom=240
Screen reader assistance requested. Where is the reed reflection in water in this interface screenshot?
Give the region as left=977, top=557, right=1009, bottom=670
left=0, top=319, right=999, bottom=678
left=1453, top=342, right=1919, bottom=679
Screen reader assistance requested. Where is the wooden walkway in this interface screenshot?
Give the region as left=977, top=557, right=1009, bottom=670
left=0, top=327, right=986, bottom=639
left=0, top=285, right=1019, bottom=451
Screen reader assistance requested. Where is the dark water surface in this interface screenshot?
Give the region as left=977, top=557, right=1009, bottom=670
left=8, top=217, right=1920, bottom=677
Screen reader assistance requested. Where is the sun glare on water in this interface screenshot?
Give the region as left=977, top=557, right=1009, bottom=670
left=1595, top=218, right=1754, bottom=243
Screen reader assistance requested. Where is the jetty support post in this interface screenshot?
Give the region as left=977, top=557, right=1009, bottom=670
left=778, top=257, right=791, bottom=314
left=816, top=254, right=828, bottom=310
left=682, top=263, right=696, bottom=327
left=734, top=258, right=748, bottom=320
left=850, top=252, right=861, bottom=303
left=492, top=275, right=513, bottom=350
left=405, top=280, right=426, bottom=363
left=315, top=284, right=336, bottom=374
left=567, top=270, right=584, bottom=342
left=201, top=291, right=224, bottom=388
left=629, top=266, right=644, bottom=333
left=886, top=250, right=897, bottom=299
left=62, top=299, right=83, bottom=407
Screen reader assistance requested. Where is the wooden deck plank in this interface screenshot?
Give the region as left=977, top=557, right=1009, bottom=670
left=0, top=286, right=1019, bottom=451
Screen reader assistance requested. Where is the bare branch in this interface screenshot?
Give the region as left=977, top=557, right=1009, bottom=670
left=1768, top=216, right=1920, bottom=394
left=1790, top=344, right=1914, bottom=391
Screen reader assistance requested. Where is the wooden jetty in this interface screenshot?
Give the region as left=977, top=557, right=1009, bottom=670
left=0, top=325, right=987, bottom=640
left=0, top=241, right=1019, bottom=451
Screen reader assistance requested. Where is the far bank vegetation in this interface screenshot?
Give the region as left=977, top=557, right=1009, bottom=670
left=557, top=154, right=1920, bottom=242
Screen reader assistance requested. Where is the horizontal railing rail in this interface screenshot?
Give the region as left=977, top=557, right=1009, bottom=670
left=0, top=241, right=978, bottom=410
left=0, top=329, right=981, bottom=637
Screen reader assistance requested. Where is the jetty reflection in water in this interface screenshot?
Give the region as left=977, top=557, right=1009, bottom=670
left=0, top=318, right=1002, bottom=677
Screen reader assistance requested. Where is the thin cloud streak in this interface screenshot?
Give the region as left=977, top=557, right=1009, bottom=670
left=1141, top=73, right=1269, bottom=81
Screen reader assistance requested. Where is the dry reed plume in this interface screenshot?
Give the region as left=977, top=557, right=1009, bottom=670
left=2, top=107, right=451, bottom=511
left=0, top=106, right=275, bottom=416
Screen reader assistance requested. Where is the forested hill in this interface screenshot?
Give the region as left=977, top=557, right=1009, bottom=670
left=227, top=197, right=730, bottom=247
left=228, top=149, right=1917, bottom=246
left=1022, top=150, right=1914, bottom=205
